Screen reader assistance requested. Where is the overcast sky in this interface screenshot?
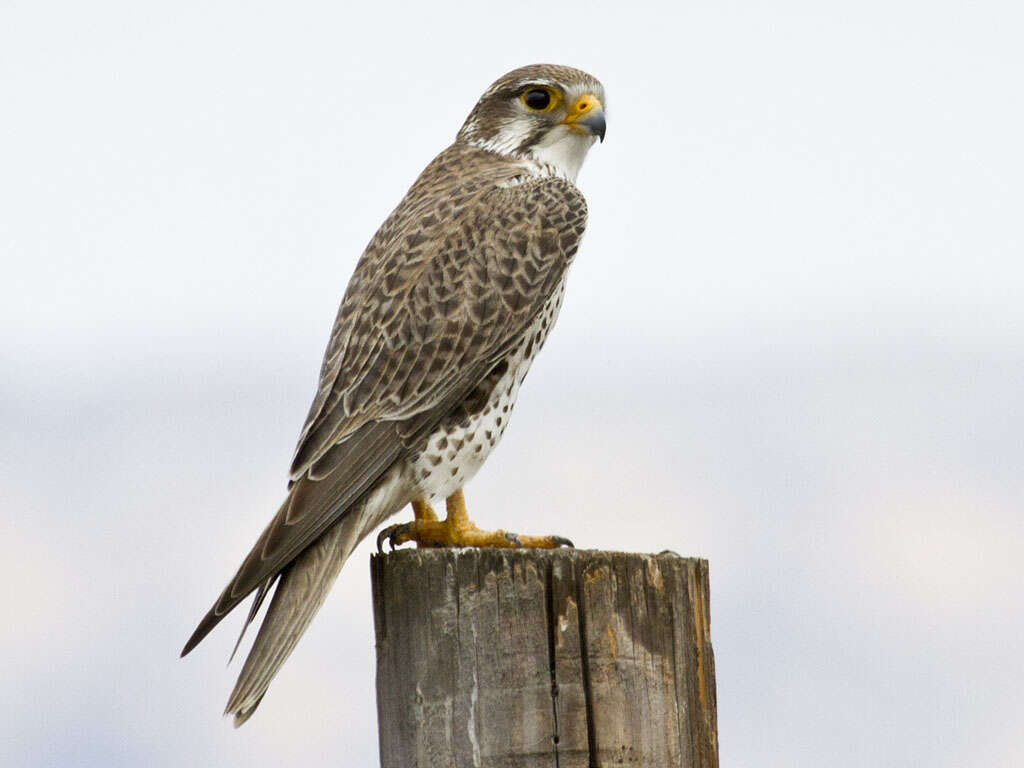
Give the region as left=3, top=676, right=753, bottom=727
left=3, top=1, right=1023, bottom=766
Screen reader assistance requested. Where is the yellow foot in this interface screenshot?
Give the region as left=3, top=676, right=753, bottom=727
left=376, top=489, right=574, bottom=552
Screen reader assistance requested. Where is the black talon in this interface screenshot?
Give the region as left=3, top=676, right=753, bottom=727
left=551, top=536, right=574, bottom=548
left=390, top=523, right=411, bottom=551
left=505, top=532, right=523, bottom=548
left=376, top=523, right=410, bottom=553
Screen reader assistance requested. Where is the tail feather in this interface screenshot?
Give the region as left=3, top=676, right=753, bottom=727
left=224, top=487, right=400, bottom=726
left=229, top=575, right=277, bottom=664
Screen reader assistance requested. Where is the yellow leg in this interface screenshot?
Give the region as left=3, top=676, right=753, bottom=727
left=410, top=498, right=438, bottom=548
left=377, top=489, right=573, bottom=551
left=411, top=498, right=438, bottom=521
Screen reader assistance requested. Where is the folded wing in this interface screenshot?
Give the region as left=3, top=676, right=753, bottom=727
left=182, top=161, right=588, bottom=656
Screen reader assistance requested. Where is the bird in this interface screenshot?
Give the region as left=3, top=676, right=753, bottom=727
left=181, top=63, right=607, bottom=726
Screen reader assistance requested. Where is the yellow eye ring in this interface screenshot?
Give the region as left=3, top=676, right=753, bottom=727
left=520, top=86, right=562, bottom=113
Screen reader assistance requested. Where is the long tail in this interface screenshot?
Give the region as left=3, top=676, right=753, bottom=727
left=224, top=489, right=401, bottom=726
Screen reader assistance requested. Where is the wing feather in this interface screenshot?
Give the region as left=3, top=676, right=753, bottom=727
left=183, top=146, right=588, bottom=656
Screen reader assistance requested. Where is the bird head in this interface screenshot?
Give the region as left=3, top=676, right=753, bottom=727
left=457, top=64, right=606, bottom=182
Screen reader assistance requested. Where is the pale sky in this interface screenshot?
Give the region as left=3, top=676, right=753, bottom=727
left=3, top=1, right=1023, bottom=766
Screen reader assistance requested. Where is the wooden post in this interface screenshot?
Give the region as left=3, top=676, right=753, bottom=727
left=371, top=548, right=718, bottom=768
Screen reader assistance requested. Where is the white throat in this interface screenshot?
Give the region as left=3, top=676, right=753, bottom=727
left=524, top=126, right=597, bottom=183
left=467, top=122, right=597, bottom=183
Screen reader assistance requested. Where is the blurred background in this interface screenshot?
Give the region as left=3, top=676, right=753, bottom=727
left=3, top=0, right=1022, bottom=765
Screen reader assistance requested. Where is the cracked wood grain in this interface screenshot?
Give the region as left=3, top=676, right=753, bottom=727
left=371, top=549, right=717, bottom=768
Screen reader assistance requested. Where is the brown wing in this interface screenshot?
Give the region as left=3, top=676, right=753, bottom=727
left=182, top=147, right=588, bottom=655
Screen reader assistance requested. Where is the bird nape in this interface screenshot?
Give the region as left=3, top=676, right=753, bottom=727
left=181, top=63, right=606, bottom=727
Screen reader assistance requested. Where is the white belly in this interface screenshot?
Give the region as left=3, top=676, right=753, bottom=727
left=408, top=279, right=566, bottom=502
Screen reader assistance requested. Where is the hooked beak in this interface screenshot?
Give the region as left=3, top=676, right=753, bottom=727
left=561, top=93, right=606, bottom=143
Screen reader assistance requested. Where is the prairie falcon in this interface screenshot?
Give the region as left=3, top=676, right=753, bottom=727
left=182, top=63, right=607, bottom=725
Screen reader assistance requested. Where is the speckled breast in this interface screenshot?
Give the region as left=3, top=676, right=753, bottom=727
left=407, top=278, right=567, bottom=502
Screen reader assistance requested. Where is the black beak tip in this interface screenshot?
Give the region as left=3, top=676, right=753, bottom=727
left=579, top=111, right=607, bottom=143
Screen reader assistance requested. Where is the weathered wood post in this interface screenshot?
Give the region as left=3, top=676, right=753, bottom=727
left=371, top=549, right=718, bottom=768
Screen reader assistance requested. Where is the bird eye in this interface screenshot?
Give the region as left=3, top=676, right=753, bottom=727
left=524, top=89, right=550, bottom=110
left=521, top=87, right=559, bottom=112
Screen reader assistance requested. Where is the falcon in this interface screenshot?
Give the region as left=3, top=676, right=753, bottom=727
left=182, top=63, right=607, bottom=726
